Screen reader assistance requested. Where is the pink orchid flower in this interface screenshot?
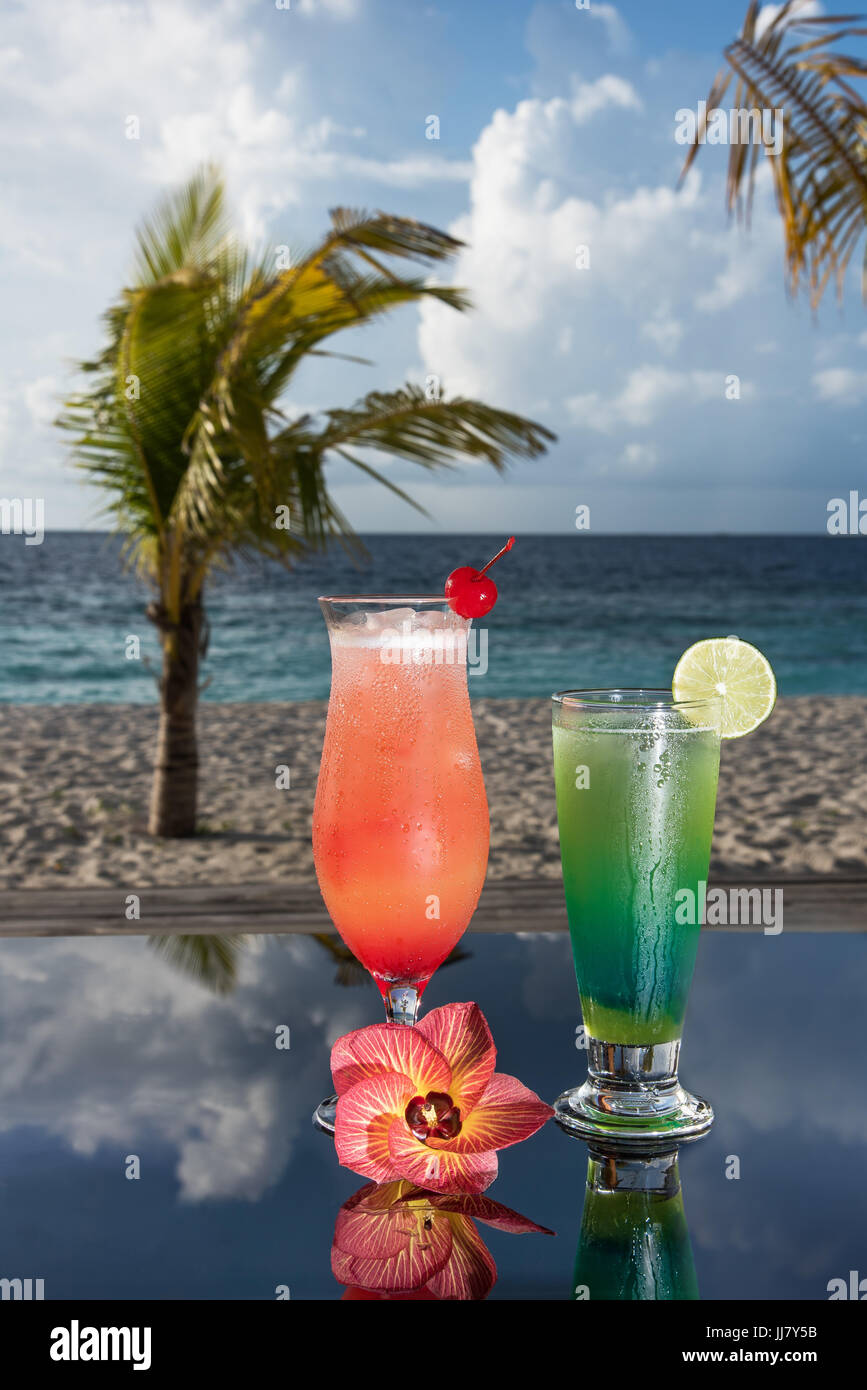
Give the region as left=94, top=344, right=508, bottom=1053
left=332, top=1180, right=554, bottom=1300
left=331, top=1001, right=553, bottom=1194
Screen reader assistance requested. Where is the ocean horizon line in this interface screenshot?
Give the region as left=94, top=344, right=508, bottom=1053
left=16, top=528, right=847, bottom=541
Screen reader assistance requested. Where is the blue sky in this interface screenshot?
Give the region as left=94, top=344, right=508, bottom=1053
left=1, top=0, right=865, bottom=533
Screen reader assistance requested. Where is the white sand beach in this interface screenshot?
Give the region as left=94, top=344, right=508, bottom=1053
left=0, top=696, right=864, bottom=890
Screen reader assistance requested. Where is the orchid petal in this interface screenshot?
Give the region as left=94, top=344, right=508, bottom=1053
left=416, top=1002, right=495, bottom=1113
left=335, top=1072, right=416, bottom=1181
left=335, top=1186, right=421, bottom=1260
left=341, top=1180, right=414, bottom=1214
left=401, top=1188, right=555, bottom=1235
left=331, top=1246, right=357, bottom=1286
left=426, top=1215, right=497, bottom=1300
left=331, top=1022, right=451, bottom=1098
left=427, top=1071, right=553, bottom=1155
left=332, top=1208, right=452, bottom=1293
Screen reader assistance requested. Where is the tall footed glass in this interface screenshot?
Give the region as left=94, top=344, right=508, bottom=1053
left=312, top=596, right=489, bottom=1130
left=552, top=690, right=720, bottom=1142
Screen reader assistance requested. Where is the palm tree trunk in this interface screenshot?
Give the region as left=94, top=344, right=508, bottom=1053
left=147, top=599, right=205, bottom=837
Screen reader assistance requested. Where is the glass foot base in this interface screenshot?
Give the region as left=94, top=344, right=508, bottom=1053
left=554, top=1037, right=713, bottom=1144
left=313, top=1093, right=338, bottom=1135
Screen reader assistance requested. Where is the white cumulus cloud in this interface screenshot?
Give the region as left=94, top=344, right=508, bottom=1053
left=297, top=0, right=360, bottom=15
left=619, top=441, right=658, bottom=474
left=417, top=89, right=766, bottom=425
left=814, top=367, right=867, bottom=404
left=566, top=366, right=728, bottom=432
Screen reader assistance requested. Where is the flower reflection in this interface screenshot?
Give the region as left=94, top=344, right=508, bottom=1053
left=332, top=1180, right=553, bottom=1300
left=572, top=1146, right=698, bottom=1300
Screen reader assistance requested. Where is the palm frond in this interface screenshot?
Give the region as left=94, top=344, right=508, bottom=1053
left=333, top=447, right=432, bottom=517
left=682, top=1, right=867, bottom=304
left=257, top=276, right=469, bottom=403
left=171, top=224, right=474, bottom=545
left=148, top=932, right=245, bottom=994
left=195, top=216, right=469, bottom=426
left=132, top=164, right=231, bottom=284
left=58, top=171, right=249, bottom=568
left=327, top=206, right=465, bottom=263
left=313, top=384, right=556, bottom=470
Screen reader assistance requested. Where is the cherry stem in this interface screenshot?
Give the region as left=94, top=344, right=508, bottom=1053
left=476, top=536, right=516, bottom=580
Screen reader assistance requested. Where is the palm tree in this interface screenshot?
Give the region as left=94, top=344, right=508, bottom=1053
left=681, top=1, right=867, bottom=306
left=58, top=167, right=554, bottom=837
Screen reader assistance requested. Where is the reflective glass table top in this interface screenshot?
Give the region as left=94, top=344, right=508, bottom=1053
left=0, top=927, right=863, bottom=1300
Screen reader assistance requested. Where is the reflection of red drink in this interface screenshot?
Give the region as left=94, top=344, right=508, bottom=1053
left=313, top=598, right=489, bottom=1012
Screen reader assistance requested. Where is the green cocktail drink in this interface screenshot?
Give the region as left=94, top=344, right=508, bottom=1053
left=553, top=701, right=719, bottom=1045
left=572, top=1147, right=698, bottom=1301
left=552, top=689, right=721, bottom=1142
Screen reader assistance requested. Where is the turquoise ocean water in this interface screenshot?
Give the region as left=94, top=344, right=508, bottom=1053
left=1, top=533, right=864, bottom=702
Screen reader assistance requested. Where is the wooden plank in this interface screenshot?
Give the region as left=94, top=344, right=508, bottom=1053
left=0, top=877, right=864, bottom=936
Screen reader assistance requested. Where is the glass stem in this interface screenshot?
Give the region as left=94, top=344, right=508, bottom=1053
left=383, top=985, right=421, bottom=1025
left=588, top=1037, right=681, bottom=1089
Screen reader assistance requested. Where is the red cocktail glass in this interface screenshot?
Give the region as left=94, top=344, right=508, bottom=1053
left=312, top=596, right=489, bottom=1131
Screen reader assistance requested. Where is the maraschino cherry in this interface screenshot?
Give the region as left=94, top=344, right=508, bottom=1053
left=445, top=537, right=515, bottom=618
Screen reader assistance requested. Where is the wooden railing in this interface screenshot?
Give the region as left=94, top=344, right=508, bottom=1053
left=1, top=877, right=864, bottom=935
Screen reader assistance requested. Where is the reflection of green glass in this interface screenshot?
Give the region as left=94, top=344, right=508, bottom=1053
left=552, top=697, right=720, bottom=1046
left=572, top=1149, right=698, bottom=1301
